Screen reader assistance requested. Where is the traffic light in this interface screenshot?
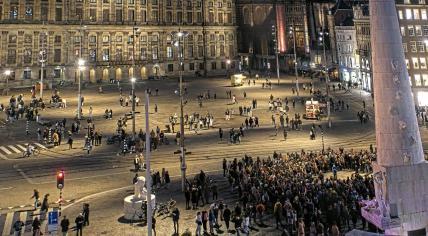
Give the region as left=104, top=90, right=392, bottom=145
left=57, top=170, right=64, bottom=189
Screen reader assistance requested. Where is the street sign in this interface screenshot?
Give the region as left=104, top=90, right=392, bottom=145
left=47, top=210, right=58, bottom=232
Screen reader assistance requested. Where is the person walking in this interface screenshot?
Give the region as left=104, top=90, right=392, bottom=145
left=195, top=212, right=202, bottom=236
left=172, top=207, right=180, bottom=235
left=30, top=189, right=40, bottom=210
left=32, top=217, right=41, bottom=236
left=152, top=216, right=157, bottom=236
left=223, top=205, right=231, bottom=232
left=219, top=128, right=223, bottom=140
left=40, top=194, right=49, bottom=214
left=82, top=204, right=90, bottom=226
left=75, top=213, right=84, bottom=236
left=13, top=220, right=24, bottom=236
left=60, top=215, right=70, bottom=236
left=68, top=136, right=73, bottom=149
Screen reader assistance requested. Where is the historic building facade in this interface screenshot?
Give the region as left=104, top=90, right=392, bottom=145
left=235, top=0, right=310, bottom=73
left=353, top=4, right=372, bottom=91
left=0, top=0, right=237, bottom=86
left=335, top=17, right=359, bottom=85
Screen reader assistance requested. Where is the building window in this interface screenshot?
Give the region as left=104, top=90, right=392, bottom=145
left=220, top=44, right=225, bottom=56
left=152, top=0, right=158, bottom=5
left=406, top=9, right=413, bottom=20
left=24, top=49, right=32, bottom=64
left=416, top=25, right=422, bottom=36
left=218, top=12, right=223, bottom=24
left=211, top=62, right=216, bottom=69
left=89, top=8, right=96, bottom=21
left=151, top=10, right=158, bottom=22
left=187, top=46, right=193, bottom=58
left=54, top=49, right=61, bottom=63
left=103, top=9, right=110, bottom=22
left=209, top=11, right=214, bottom=23
left=408, top=26, right=415, bottom=36
left=103, top=35, right=110, bottom=43
left=152, top=46, right=158, bottom=60
left=55, top=35, right=62, bottom=43
left=187, top=12, right=193, bottom=23
left=142, top=10, right=147, bottom=22
left=89, top=35, right=97, bottom=43
left=24, top=71, right=32, bottom=80
left=398, top=10, right=404, bottom=19
left=210, top=45, right=216, bottom=56
left=403, top=43, right=408, bottom=52
left=151, top=35, right=158, bottom=42
left=116, top=9, right=123, bottom=21
left=177, top=12, right=182, bottom=23
left=415, top=74, right=422, bottom=86
left=410, top=41, right=418, bottom=52
left=7, top=49, right=16, bottom=64
left=423, top=26, right=428, bottom=36
left=414, top=9, right=420, bottom=20
left=140, top=48, right=147, bottom=60
left=24, top=35, right=32, bottom=43
left=418, top=41, right=425, bottom=52
left=167, top=64, right=174, bottom=72
left=10, top=6, right=18, bottom=19
left=167, top=46, right=173, bottom=58
left=227, top=13, right=232, bottom=23
left=413, top=57, right=419, bottom=69
left=423, top=74, right=428, bottom=86
left=102, top=49, right=110, bottom=61
left=422, top=9, right=427, bottom=20
left=221, top=61, right=226, bottom=69
left=421, top=57, right=427, bottom=69
left=90, top=49, right=97, bottom=61
left=401, top=26, right=406, bottom=36
left=55, top=8, right=62, bottom=21
left=166, top=11, right=172, bottom=22
left=198, top=45, right=204, bottom=57
left=218, top=1, right=222, bottom=7
left=189, top=63, right=194, bottom=70
left=128, top=10, right=135, bottom=21
left=116, top=48, right=122, bottom=61
left=9, top=35, right=17, bottom=43
left=406, top=59, right=410, bottom=69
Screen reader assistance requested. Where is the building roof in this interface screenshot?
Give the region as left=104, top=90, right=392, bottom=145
left=339, top=15, right=355, bottom=26
left=330, top=0, right=352, bottom=13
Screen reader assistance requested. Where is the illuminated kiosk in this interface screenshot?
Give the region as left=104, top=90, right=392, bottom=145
left=360, top=0, right=428, bottom=235
left=123, top=176, right=156, bottom=220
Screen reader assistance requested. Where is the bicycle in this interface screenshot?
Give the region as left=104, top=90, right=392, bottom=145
left=155, top=199, right=176, bottom=217
left=22, top=147, right=40, bottom=158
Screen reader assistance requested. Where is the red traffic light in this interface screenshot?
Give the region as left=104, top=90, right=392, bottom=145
left=57, top=170, right=65, bottom=189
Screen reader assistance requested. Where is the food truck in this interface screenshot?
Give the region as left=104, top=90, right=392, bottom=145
left=230, top=74, right=246, bottom=86
left=304, top=100, right=322, bottom=119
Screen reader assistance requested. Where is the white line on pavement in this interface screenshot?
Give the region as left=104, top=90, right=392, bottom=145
left=8, top=145, right=21, bottom=153
left=34, top=143, right=46, bottom=149
left=0, top=146, right=12, bottom=155
left=0, top=153, right=8, bottom=160
left=16, top=144, right=27, bottom=152
left=0, top=187, right=13, bottom=190
left=15, top=167, right=35, bottom=184
left=2, top=210, right=14, bottom=236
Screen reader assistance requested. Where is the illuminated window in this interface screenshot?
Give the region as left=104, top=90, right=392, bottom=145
left=413, top=57, right=420, bottom=68
left=408, top=25, right=415, bottom=36
left=406, top=59, right=410, bottom=69
left=422, top=9, right=427, bottom=19
left=418, top=41, right=425, bottom=52
left=416, top=25, right=422, bottom=36
left=399, top=10, right=404, bottom=20
left=166, top=46, right=173, bottom=58
left=414, top=9, right=420, bottom=19
left=401, top=26, right=406, bottom=36
left=406, top=9, right=413, bottom=20
left=410, top=41, right=417, bottom=52
left=403, top=43, right=408, bottom=52
left=415, top=74, right=422, bottom=86
left=421, top=57, right=427, bottom=69
left=423, top=74, right=428, bottom=86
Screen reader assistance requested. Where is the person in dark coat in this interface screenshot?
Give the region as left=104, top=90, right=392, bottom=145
left=223, top=205, right=232, bottom=232
left=60, top=215, right=70, bottom=236
left=32, top=217, right=41, bottom=236
left=172, top=208, right=180, bottom=234
left=75, top=213, right=84, bottom=236
left=83, top=204, right=90, bottom=226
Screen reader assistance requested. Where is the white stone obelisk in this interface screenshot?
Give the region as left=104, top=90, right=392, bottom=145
left=370, top=0, right=428, bottom=235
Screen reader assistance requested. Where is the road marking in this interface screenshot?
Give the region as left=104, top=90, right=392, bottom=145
left=2, top=210, right=13, bottom=236
left=0, top=153, right=8, bottom=160
left=8, top=145, right=21, bottom=153
left=34, top=143, right=46, bottom=149
left=16, top=145, right=27, bottom=152
left=14, top=166, right=35, bottom=184
left=19, top=211, right=27, bottom=235
left=0, top=146, right=12, bottom=155
left=0, top=187, right=13, bottom=191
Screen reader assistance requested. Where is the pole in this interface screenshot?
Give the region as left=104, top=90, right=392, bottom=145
left=179, top=35, right=186, bottom=192
left=144, top=92, right=152, bottom=236
left=59, top=189, right=62, bottom=217
left=321, top=10, right=331, bottom=128
left=77, top=69, right=82, bottom=119
left=40, top=61, right=44, bottom=99
left=132, top=81, right=136, bottom=138
left=275, top=51, right=280, bottom=85
left=5, top=74, right=8, bottom=96
left=292, top=21, right=299, bottom=97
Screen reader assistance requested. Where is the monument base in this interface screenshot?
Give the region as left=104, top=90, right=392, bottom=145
left=123, top=194, right=156, bottom=221
left=361, top=162, right=428, bottom=235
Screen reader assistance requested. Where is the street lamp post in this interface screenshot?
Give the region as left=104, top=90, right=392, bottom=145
left=290, top=22, right=299, bottom=97
left=320, top=30, right=331, bottom=128
left=131, top=77, right=136, bottom=138
left=144, top=91, right=153, bottom=236
left=77, top=59, right=85, bottom=120
left=39, top=26, right=47, bottom=99
left=4, top=70, right=11, bottom=96
left=272, top=25, right=280, bottom=85
left=318, top=125, right=325, bottom=153
left=226, top=59, right=231, bottom=78
left=173, top=30, right=188, bottom=192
